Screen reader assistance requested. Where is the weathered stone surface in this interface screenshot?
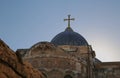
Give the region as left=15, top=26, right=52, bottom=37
left=95, top=62, right=120, bottom=78
left=22, top=42, right=90, bottom=78
left=0, top=39, right=43, bottom=78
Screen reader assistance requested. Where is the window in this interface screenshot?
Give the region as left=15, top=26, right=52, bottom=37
left=64, top=75, right=72, bottom=78
left=42, top=72, right=47, bottom=78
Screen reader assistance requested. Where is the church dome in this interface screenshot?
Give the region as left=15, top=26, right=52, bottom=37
left=51, top=27, right=88, bottom=46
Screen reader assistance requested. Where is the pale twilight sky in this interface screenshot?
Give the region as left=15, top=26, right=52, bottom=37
left=0, top=0, right=120, bottom=62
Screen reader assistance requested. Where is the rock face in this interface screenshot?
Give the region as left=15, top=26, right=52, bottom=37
left=0, top=39, right=43, bottom=78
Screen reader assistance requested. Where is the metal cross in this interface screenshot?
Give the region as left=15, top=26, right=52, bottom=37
left=64, top=15, right=75, bottom=28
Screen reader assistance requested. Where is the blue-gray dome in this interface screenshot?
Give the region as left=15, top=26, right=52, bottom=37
left=51, top=27, right=88, bottom=46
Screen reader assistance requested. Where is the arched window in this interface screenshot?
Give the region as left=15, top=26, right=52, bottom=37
left=42, top=72, right=47, bottom=78
left=64, top=75, right=72, bottom=78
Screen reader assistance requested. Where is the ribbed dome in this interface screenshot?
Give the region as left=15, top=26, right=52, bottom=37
left=51, top=27, right=88, bottom=46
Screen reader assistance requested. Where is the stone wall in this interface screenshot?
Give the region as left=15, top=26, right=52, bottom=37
left=95, top=62, right=120, bottom=78
left=22, top=42, right=93, bottom=78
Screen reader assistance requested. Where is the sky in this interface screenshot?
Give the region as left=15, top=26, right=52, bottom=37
left=0, top=0, right=120, bottom=62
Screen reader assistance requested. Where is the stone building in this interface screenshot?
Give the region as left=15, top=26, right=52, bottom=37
left=17, top=15, right=120, bottom=78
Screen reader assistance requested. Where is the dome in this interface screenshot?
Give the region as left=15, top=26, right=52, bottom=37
left=51, top=27, right=88, bottom=46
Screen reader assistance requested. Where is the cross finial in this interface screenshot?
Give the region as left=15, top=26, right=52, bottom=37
left=64, top=15, right=75, bottom=28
